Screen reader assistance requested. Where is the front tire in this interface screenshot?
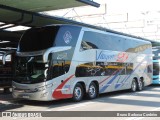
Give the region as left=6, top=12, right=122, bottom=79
left=130, top=79, right=137, bottom=92
left=87, top=82, right=98, bottom=99
left=72, top=83, right=84, bottom=102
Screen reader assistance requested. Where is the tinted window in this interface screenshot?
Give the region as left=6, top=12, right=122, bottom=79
left=75, top=62, right=133, bottom=77
left=18, top=26, right=60, bottom=52
left=153, top=62, right=160, bottom=75
left=81, top=31, right=124, bottom=51
left=81, top=31, right=151, bottom=53
left=54, top=26, right=81, bottom=47
left=18, top=26, right=81, bottom=52
left=50, top=50, right=72, bottom=79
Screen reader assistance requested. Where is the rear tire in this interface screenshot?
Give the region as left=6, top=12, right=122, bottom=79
left=87, top=82, right=98, bottom=99
left=137, top=79, right=144, bottom=91
left=130, top=79, right=137, bottom=92
left=72, top=83, right=84, bottom=102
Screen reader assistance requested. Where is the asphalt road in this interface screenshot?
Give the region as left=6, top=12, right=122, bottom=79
left=0, top=85, right=160, bottom=120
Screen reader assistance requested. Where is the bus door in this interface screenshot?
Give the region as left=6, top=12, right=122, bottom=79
left=49, top=51, right=72, bottom=96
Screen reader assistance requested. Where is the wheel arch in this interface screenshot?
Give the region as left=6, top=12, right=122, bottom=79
left=72, top=81, right=86, bottom=94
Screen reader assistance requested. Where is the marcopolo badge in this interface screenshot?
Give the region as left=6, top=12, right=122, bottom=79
left=63, top=31, right=72, bottom=44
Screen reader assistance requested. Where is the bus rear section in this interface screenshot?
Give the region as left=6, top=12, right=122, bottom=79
left=74, top=28, right=152, bottom=98
left=12, top=24, right=152, bottom=101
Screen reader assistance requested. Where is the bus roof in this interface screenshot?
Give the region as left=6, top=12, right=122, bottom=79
left=46, top=24, right=153, bottom=43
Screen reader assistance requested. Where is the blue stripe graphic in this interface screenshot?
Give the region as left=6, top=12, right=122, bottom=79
left=116, top=57, right=147, bottom=89
left=100, top=68, right=124, bottom=93
left=100, top=56, right=147, bottom=92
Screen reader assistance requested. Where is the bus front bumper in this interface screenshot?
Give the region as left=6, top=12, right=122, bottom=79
left=12, top=81, right=55, bottom=101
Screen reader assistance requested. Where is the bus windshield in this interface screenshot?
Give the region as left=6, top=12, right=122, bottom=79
left=18, top=25, right=81, bottom=52
left=14, top=55, right=48, bottom=84
left=18, top=26, right=60, bottom=52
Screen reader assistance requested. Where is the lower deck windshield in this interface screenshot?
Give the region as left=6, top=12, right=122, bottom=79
left=14, top=55, right=48, bottom=84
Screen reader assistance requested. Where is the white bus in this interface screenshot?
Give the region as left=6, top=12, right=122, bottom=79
left=12, top=24, right=152, bottom=101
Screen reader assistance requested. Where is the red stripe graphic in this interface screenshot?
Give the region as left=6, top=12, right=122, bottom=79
left=52, top=75, right=74, bottom=100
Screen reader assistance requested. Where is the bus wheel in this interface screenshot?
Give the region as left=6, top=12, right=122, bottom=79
left=137, top=79, right=144, bottom=91
left=87, top=82, right=98, bottom=99
left=130, top=79, right=137, bottom=92
left=72, top=83, right=84, bottom=102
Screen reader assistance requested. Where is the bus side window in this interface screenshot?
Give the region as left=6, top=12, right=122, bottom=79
left=80, top=31, right=99, bottom=51
left=80, top=31, right=124, bottom=52
left=81, top=41, right=98, bottom=51
left=50, top=52, right=71, bottom=79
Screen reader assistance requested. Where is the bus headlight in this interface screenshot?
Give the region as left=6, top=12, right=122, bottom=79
left=22, top=83, right=53, bottom=93
left=36, top=86, right=45, bottom=92
left=46, top=83, right=53, bottom=88
left=36, top=83, right=53, bottom=92
left=24, top=89, right=37, bottom=93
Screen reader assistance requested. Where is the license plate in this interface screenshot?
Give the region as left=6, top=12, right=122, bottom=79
left=22, top=95, right=30, bottom=99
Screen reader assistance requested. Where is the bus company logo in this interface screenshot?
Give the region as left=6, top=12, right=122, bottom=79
left=116, top=52, right=128, bottom=62
left=96, top=51, right=116, bottom=61
left=63, top=31, right=72, bottom=44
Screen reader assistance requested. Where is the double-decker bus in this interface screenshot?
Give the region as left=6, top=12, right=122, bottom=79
left=0, top=50, right=15, bottom=93
left=11, top=24, right=152, bottom=101
left=152, top=46, right=160, bottom=84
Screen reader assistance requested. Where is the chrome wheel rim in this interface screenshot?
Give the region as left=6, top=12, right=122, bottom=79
left=89, top=85, right=96, bottom=97
left=132, top=81, right=136, bottom=91
left=74, top=87, right=82, bottom=99
left=139, top=81, right=142, bottom=90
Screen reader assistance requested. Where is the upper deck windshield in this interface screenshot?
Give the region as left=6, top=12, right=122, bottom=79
left=18, top=25, right=81, bottom=52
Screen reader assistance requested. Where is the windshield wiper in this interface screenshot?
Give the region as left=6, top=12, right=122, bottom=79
left=27, top=57, right=34, bottom=63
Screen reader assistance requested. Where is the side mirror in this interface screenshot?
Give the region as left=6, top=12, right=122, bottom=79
left=2, top=50, right=15, bottom=65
